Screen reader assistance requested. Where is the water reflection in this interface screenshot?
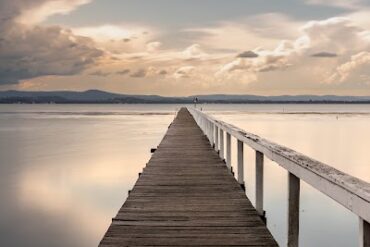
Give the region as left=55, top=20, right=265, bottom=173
left=0, top=104, right=369, bottom=247
left=0, top=104, right=176, bottom=247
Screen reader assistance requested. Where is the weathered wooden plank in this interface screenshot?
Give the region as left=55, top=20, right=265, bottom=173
left=103, top=225, right=276, bottom=234
left=116, top=210, right=261, bottom=218
left=99, top=108, right=278, bottom=246
left=100, top=236, right=277, bottom=246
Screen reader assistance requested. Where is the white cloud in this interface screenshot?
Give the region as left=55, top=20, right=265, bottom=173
left=174, top=66, right=195, bottom=79
left=328, top=51, right=370, bottom=82
left=301, top=17, right=367, bottom=55
left=73, top=25, right=133, bottom=41
left=219, top=54, right=290, bottom=74
left=72, top=24, right=156, bottom=54
left=216, top=14, right=370, bottom=89
left=146, top=41, right=162, bottom=52
left=14, top=0, right=92, bottom=25
left=185, top=13, right=303, bottom=52
left=344, top=9, right=370, bottom=30
left=182, top=44, right=207, bottom=59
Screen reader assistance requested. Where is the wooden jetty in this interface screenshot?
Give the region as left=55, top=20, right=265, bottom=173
left=100, top=107, right=370, bottom=247
left=99, top=108, right=278, bottom=246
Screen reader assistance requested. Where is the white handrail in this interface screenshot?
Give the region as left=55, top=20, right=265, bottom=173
left=188, top=107, right=370, bottom=247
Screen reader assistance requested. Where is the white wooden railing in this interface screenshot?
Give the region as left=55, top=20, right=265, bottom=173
left=188, top=107, right=370, bottom=247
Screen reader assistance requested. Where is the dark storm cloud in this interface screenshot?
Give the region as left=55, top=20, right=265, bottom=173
left=311, top=51, right=338, bottom=57
left=89, top=70, right=111, bottom=77
left=0, top=0, right=104, bottom=85
left=130, top=69, right=147, bottom=78
left=117, top=69, right=130, bottom=75
left=237, top=50, right=259, bottom=58
left=0, top=0, right=43, bottom=21
left=158, top=70, right=167, bottom=75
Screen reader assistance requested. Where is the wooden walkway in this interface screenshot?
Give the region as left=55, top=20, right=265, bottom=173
left=99, top=108, right=278, bottom=246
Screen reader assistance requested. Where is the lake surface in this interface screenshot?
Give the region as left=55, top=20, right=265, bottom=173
left=0, top=104, right=369, bottom=247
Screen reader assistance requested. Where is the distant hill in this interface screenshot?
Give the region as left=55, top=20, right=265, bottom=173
left=192, top=94, right=370, bottom=103
left=0, top=90, right=370, bottom=104
left=0, top=90, right=187, bottom=103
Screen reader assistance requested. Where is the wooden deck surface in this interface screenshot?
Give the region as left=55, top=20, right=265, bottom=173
left=99, top=108, right=278, bottom=246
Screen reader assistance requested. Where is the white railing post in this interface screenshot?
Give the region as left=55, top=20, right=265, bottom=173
left=214, top=125, right=219, bottom=151
left=237, top=140, right=244, bottom=188
left=256, top=151, right=264, bottom=218
left=202, top=118, right=205, bottom=132
left=205, top=120, right=209, bottom=142
left=205, top=119, right=209, bottom=140
left=208, top=120, right=211, bottom=142
left=360, top=218, right=370, bottom=247
left=226, top=132, right=231, bottom=170
left=288, top=172, right=300, bottom=247
left=210, top=122, right=214, bottom=146
left=220, top=129, right=224, bottom=159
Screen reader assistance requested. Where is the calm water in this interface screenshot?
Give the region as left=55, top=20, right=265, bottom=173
left=0, top=104, right=369, bottom=247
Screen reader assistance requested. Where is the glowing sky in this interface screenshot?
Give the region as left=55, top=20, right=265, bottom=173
left=0, top=0, right=370, bottom=95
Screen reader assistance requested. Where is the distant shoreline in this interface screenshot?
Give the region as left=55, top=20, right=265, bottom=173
left=1, top=90, right=370, bottom=104
left=1, top=101, right=370, bottom=104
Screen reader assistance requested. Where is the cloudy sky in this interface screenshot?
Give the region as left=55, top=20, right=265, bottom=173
left=0, top=0, right=370, bottom=95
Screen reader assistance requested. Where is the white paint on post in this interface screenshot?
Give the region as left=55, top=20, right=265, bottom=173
left=220, top=129, right=224, bottom=159
left=256, top=151, right=264, bottom=216
left=210, top=122, right=214, bottom=146
left=214, top=126, right=219, bottom=151
left=288, top=172, right=300, bottom=247
left=226, top=133, right=231, bottom=170
left=360, top=218, right=370, bottom=247
left=202, top=118, right=206, bottom=136
left=208, top=121, right=211, bottom=141
left=237, top=140, right=244, bottom=185
left=205, top=120, right=208, bottom=140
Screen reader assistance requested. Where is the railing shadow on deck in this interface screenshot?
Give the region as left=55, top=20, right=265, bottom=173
left=188, top=107, right=370, bottom=247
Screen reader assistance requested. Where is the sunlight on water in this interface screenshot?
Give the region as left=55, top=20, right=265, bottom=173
left=0, top=104, right=177, bottom=247
left=0, top=104, right=369, bottom=247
